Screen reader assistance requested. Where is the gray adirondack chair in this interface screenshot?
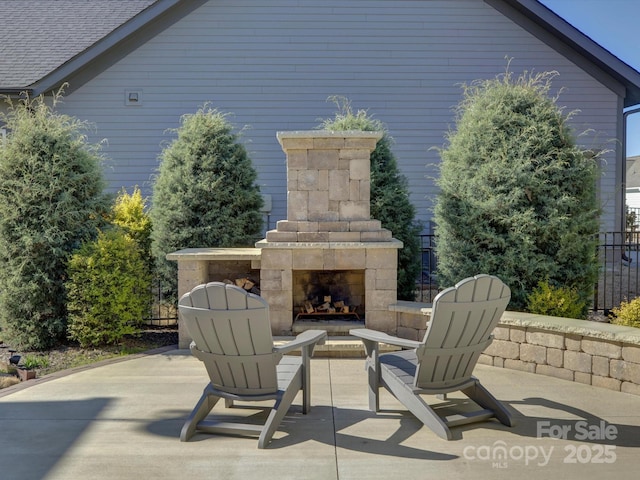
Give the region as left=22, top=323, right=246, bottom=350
left=350, top=274, right=513, bottom=440
left=178, top=282, right=327, bottom=448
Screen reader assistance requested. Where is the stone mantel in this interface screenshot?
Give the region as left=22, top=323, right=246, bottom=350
left=167, top=247, right=262, bottom=262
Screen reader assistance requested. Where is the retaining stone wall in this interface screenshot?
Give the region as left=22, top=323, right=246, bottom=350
left=389, top=304, right=640, bottom=397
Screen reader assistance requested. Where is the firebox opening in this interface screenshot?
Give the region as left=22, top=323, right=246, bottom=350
left=293, top=270, right=365, bottom=321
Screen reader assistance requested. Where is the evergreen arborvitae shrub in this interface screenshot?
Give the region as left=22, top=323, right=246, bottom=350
left=318, top=98, right=422, bottom=300
left=0, top=91, right=109, bottom=350
left=151, top=106, right=263, bottom=301
left=434, top=70, right=600, bottom=315
left=67, top=228, right=151, bottom=347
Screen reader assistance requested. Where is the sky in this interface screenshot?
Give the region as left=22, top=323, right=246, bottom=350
left=539, top=0, right=640, bottom=157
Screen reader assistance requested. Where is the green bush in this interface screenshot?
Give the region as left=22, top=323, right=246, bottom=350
left=0, top=89, right=109, bottom=350
left=525, top=280, right=586, bottom=319
left=111, top=186, right=153, bottom=272
left=433, top=68, right=600, bottom=314
left=67, top=228, right=151, bottom=347
left=317, top=97, right=422, bottom=300
left=610, top=298, right=640, bottom=328
left=151, top=106, right=263, bottom=302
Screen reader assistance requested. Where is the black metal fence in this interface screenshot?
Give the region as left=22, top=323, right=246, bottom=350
left=414, top=232, right=640, bottom=314
left=594, top=231, right=640, bottom=314
left=145, top=232, right=640, bottom=324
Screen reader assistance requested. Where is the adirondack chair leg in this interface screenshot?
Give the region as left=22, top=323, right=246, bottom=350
left=362, top=339, right=381, bottom=412
left=258, top=367, right=304, bottom=449
left=381, top=373, right=452, bottom=440
left=461, top=380, right=514, bottom=427
left=225, top=398, right=234, bottom=408
left=301, top=345, right=311, bottom=414
left=181, top=384, right=222, bottom=442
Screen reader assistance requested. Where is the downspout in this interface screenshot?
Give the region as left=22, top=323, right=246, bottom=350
left=623, top=106, right=640, bottom=228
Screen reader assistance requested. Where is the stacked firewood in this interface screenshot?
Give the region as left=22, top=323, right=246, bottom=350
left=300, top=295, right=354, bottom=314
left=223, top=277, right=260, bottom=295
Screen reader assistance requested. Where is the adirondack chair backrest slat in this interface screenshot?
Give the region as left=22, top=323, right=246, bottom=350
left=414, top=275, right=510, bottom=389
left=179, top=282, right=280, bottom=395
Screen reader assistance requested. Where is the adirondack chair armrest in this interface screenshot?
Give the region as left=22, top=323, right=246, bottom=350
left=275, top=330, right=327, bottom=355
left=350, top=328, right=421, bottom=349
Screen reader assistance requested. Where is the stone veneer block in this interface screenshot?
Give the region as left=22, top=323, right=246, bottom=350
left=339, top=200, right=369, bottom=220
left=287, top=191, right=308, bottom=221
left=307, top=149, right=339, bottom=170
left=350, top=158, right=371, bottom=180
left=329, top=170, right=350, bottom=200
left=493, top=326, right=510, bottom=340
left=349, top=179, right=360, bottom=201
left=574, top=372, right=592, bottom=385
left=510, top=326, right=526, bottom=343
left=297, top=169, right=321, bottom=191
left=297, top=232, right=330, bottom=243
left=286, top=149, right=308, bottom=169
left=397, top=326, right=420, bottom=341
left=564, top=350, right=592, bottom=373
left=349, top=220, right=382, bottom=231
left=484, top=339, right=519, bottom=359
left=520, top=344, right=547, bottom=364
left=564, top=334, right=582, bottom=351
left=591, top=355, right=610, bottom=377
left=361, top=230, right=393, bottom=242
left=308, top=191, right=329, bottom=217
left=328, top=232, right=362, bottom=242
left=334, top=248, right=366, bottom=269
left=397, top=312, right=428, bottom=331
left=610, top=359, right=640, bottom=383
left=359, top=180, right=371, bottom=201
left=276, top=220, right=300, bottom=232
left=314, top=136, right=345, bottom=149
left=478, top=354, right=493, bottom=366
left=547, top=348, right=564, bottom=367
left=260, top=276, right=283, bottom=291
left=592, top=375, right=621, bottom=391
left=260, top=249, right=292, bottom=269
left=526, top=328, right=564, bottom=349
left=339, top=147, right=373, bottom=161
left=279, top=136, right=314, bottom=149
left=318, top=221, right=348, bottom=232
left=365, top=310, right=397, bottom=335
left=622, top=345, right=640, bottom=363
left=345, top=137, right=381, bottom=148
left=265, top=231, right=298, bottom=242
left=621, top=382, right=640, bottom=395
left=536, top=364, right=574, bottom=381
left=292, top=249, right=325, bottom=270
left=504, top=359, right=536, bottom=373
left=581, top=338, right=622, bottom=359
left=366, top=249, right=398, bottom=269
left=368, top=291, right=398, bottom=311
left=322, top=250, right=335, bottom=270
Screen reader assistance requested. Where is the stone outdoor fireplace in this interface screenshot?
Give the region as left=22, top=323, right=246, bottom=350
left=257, top=131, right=403, bottom=335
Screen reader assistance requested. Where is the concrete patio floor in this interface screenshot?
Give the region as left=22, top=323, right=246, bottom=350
left=2, top=346, right=640, bottom=480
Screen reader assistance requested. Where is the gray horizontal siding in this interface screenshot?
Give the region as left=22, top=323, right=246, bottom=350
left=49, top=0, right=621, bottom=233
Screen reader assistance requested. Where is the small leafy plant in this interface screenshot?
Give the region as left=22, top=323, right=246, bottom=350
left=610, top=297, right=640, bottom=328
left=21, top=354, right=49, bottom=370
left=525, top=280, right=587, bottom=319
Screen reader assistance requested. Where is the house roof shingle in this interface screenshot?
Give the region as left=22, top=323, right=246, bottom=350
left=1, top=0, right=640, bottom=108
left=0, top=0, right=156, bottom=89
